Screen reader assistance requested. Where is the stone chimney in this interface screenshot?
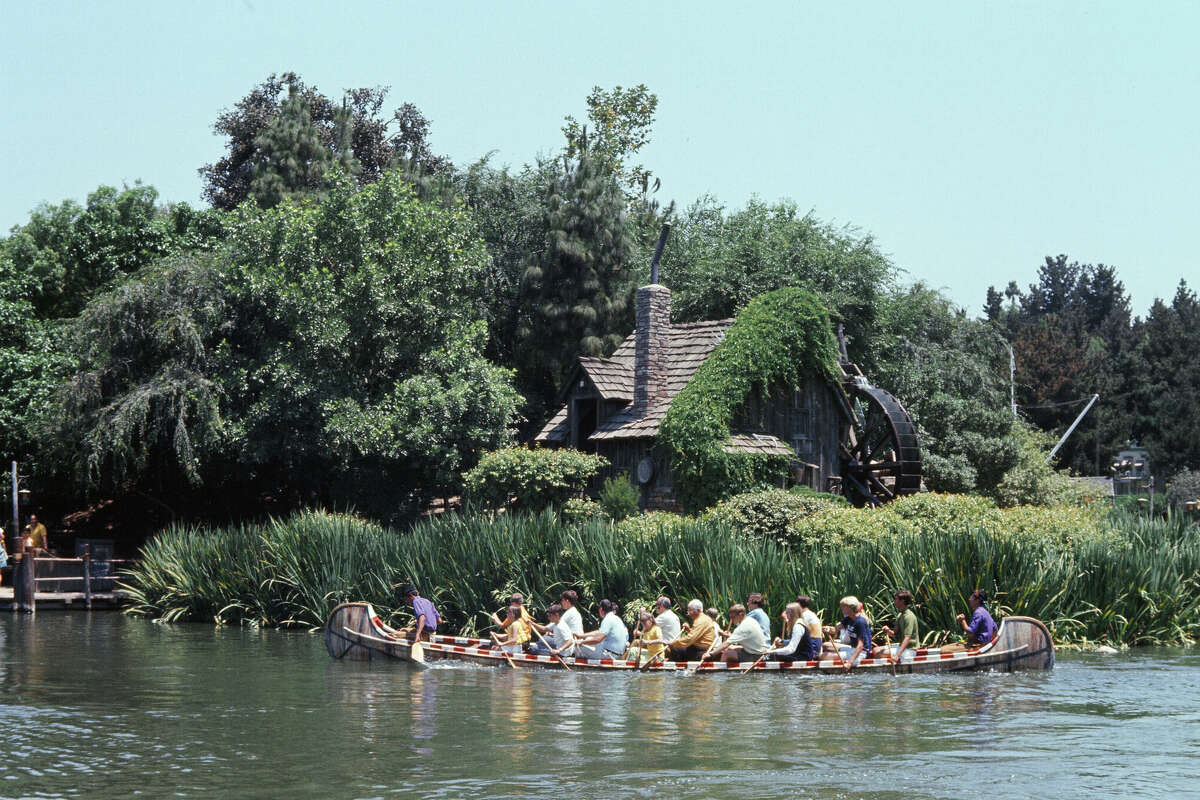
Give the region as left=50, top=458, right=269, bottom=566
left=634, top=284, right=671, bottom=410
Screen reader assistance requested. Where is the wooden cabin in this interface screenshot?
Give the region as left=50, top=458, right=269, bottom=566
left=535, top=284, right=846, bottom=509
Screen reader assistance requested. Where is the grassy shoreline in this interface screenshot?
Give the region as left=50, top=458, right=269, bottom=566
left=121, top=498, right=1200, bottom=647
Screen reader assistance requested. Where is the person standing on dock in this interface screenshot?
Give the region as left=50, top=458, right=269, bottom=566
left=653, top=597, right=681, bottom=644
left=957, top=589, right=997, bottom=647
left=404, top=586, right=440, bottom=642
left=25, top=514, right=47, bottom=554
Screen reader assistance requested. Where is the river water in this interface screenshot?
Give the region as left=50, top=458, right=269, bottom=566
left=1, top=614, right=1197, bottom=799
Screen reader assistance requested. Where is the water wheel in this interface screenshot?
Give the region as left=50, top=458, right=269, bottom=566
left=839, top=383, right=922, bottom=507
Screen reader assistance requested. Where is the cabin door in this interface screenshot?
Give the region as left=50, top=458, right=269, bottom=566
left=572, top=397, right=599, bottom=453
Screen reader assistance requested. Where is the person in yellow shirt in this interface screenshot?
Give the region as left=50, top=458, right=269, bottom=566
left=491, top=604, right=530, bottom=654
left=668, top=599, right=717, bottom=661
left=496, top=592, right=534, bottom=632
left=25, top=514, right=48, bottom=553
left=631, top=611, right=665, bottom=666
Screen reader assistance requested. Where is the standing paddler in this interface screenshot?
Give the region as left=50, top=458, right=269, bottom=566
left=403, top=585, right=441, bottom=642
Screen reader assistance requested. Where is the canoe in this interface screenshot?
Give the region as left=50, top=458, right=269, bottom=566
left=324, top=602, right=1054, bottom=674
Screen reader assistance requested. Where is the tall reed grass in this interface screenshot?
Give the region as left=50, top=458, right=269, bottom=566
left=122, top=505, right=1200, bottom=646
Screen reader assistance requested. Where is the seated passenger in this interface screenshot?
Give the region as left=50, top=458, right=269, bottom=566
left=631, top=611, right=665, bottom=666
left=668, top=600, right=717, bottom=660
left=497, top=592, right=534, bottom=631
left=769, top=602, right=810, bottom=662
left=796, top=594, right=824, bottom=660
left=708, top=604, right=769, bottom=664
left=823, top=595, right=871, bottom=670
left=956, top=588, right=998, bottom=647
left=576, top=599, right=629, bottom=659
left=490, top=604, right=530, bottom=655
left=653, top=596, right=681, bottom=644
left=746, top=593, right=771, bottom=642
left=873, top=589, right=918, bottom=662
left=529, top=603, right=576, bottom=658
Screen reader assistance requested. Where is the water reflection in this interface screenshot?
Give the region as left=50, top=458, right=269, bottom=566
left=2, top=616, right=1198, bottom=800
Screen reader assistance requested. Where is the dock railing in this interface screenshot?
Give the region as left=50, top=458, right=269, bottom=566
left=10, top=545, right=133, bottom=611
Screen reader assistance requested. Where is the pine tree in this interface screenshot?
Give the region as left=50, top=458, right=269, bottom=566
left=518, top=139, right=635, bottom=415
left=250, top=86, right=335, bottom=208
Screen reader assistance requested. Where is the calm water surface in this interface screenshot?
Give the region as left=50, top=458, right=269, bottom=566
left=1, top=614, right=1197, bottom=799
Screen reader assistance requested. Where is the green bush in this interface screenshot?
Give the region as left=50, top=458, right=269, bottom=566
left=462, top=447, right=607, bottom=511
left=993, top=423, right=1090, bottom=507
left=561, top=498, right=603, bottom=524
left=599, top=474, right=641, bottom=521
left=705, top=488, right=845, bottom=544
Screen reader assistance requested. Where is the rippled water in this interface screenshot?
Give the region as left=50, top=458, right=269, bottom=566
left=1, top=614, right=1197, bottom=799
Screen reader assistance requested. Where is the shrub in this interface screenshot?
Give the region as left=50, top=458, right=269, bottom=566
left=1166, top=469, right=1200, bottom=509
left=599, top=474, right=641, bottom=521
left=993, top=423, right=1087, bottom=507
left=615, top=511, right=691, bottom=541
left=462, top=447, right=607, bottom=511
left=705, top=488, right=845, bottom=544
left=561, top=498, right=603, bottom=524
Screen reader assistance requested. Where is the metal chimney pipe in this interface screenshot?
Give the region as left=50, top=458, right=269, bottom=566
left=649, top=223, right=671, bottom=284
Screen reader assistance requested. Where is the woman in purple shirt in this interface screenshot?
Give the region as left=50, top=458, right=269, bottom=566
left=956, top=588, right=997, bottom=647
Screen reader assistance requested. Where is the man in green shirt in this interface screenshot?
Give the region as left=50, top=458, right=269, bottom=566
left=874, top=589, right=918, bottom=663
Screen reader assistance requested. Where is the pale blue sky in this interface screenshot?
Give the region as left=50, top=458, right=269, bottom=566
left=2, top=2, right=1196, bottom=317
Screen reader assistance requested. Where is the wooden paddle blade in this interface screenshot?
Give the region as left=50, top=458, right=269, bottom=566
left=410, top=641, right=426, bottom=664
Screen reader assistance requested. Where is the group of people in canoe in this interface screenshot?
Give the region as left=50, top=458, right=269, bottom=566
left=400, top=585, right=1000, bottom=669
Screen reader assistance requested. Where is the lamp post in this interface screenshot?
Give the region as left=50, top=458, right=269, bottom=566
left=10, top=461, right=31, bottom=554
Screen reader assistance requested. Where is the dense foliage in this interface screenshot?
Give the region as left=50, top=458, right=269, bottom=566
left=4, top=73, right=1197, bottom=539
left=200, top=72, right=447, bottom=210
left=462, top=447, right=607, bottom=512
left=660, top=287, right=841, bottom=511
left=123, top=499, right=1200, bottom=647
left=45, top=174, right=519, bottom=520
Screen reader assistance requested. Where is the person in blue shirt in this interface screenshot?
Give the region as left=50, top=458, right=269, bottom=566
left=746, top=593, right=771, bottom=642
left=957, top=588, right=998, bottom=647
left=822, top=595, right=872, bottom=671
left=403, top=585, right=441, bottom=642
left=576, top=599, right=629, bottom=659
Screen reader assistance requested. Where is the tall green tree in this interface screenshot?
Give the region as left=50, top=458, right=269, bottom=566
left=562, top=84, right=658, bottom=197
left=518, top=145, right=636, bottom=419
left=201, top=73, right=447, bottom=210
left=659, top=197, right=895, bottom=370
left=249, top=86, right=341, bottom=208
left=47, top=172, right=520, bottom=521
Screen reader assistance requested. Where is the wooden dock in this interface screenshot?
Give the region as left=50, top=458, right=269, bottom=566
left=1, top=586, right=128, bottom=610
left=4, top=549, right=132, bottom=612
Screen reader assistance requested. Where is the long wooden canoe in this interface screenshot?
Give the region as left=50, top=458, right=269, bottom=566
left=324, top=602, right=1054, bottom=674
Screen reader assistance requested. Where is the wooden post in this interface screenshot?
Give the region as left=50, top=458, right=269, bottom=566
left=83, top=544, right=93, bottom=610
left=10, top=553, right=21, bottom=611
left=14, top=553, right=35, bottom=613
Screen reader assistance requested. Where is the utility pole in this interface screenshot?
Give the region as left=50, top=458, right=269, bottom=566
left=1008, top=342, right=1017, bottom=417
left=10, top=461, right=17, bottom=553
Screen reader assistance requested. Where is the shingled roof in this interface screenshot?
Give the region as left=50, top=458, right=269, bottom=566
left=535, top=319, right=732, bottom=443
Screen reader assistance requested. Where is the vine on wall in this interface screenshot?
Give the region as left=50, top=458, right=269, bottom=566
left=659, top=287, right=840, bottom=511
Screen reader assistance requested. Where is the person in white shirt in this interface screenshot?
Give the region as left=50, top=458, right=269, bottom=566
left=530, top=603, right=576, bottom=658
left=653, top=596, right=681, bottom=644
left=707, top=604, right=768, bottom=664
left=559, top=589, right=584, bottom=637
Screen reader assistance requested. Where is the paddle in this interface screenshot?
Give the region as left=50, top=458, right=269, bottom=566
left=489, top=612, right=519, bottom=668
left=685, top=631, right=721, bottom=673
left=739, top=650, right=769, bottom=677
left=532, top=625, right=573, bottom=671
